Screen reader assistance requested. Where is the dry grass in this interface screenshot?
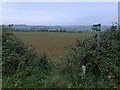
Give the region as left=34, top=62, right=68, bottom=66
left=14, top=32, right=95, bottom=60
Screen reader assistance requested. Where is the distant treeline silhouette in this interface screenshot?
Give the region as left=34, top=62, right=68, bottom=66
left=13, top=28, right=83, bottom=33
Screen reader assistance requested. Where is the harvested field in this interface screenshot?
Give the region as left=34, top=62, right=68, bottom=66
left=14, top=32, right=94, bottom=60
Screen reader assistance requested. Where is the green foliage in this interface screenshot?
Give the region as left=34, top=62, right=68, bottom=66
left=2, top=25, right=49, bottom=87
left=2, top=25, right=120, bottom=88
left=61, top=27, right=120, bottom=88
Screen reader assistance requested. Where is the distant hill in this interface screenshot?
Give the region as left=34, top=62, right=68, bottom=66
left=12, top=25, right=111, bottom=32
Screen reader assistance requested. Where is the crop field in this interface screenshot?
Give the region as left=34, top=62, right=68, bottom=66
left=14, top=32, right=95, bottom=60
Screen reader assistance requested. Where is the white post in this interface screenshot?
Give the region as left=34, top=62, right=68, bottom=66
left=92, top=24, right=101, bottom=60
left=97, top=30, right=100, bottom=49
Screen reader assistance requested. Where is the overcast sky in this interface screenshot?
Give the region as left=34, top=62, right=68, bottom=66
left=2, top=2, right=118, bottom=26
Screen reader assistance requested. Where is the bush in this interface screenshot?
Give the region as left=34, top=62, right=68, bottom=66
left=61, top=27, right=120, bottom=88
left=2, top=25, right=49, bottom=87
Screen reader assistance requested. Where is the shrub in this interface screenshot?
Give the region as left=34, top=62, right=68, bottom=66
left=2, top=25, right=49, bottom=87
left=62, top=27, right=120, bottom=88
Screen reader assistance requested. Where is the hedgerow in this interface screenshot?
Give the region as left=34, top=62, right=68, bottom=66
left=61, top=26, right=120, bottom=88
left=2, top=25, right=49, bottom=87
left=2, top=25, right=120, bottom=88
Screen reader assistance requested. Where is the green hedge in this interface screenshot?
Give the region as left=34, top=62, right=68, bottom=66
left=2, top=25, right=49, bottom=87
left=61, top=27, right=120, bottom=88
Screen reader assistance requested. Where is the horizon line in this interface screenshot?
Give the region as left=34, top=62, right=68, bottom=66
left=1, top=24, right=112, bottom=26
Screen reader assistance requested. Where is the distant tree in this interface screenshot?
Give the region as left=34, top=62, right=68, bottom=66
left=2, top=24, right=14, bottom=32
left=60, top=28, right=62, bottom=32
left=77, top=31, right=82, bottom=33
left=62, top=29, right=67, bottom=32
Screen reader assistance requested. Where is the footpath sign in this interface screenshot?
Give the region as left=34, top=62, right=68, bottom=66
left=92, top=24, right=101, bottom=49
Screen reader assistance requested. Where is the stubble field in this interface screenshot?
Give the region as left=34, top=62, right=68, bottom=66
left=14, top=32, right=95, bottom=60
